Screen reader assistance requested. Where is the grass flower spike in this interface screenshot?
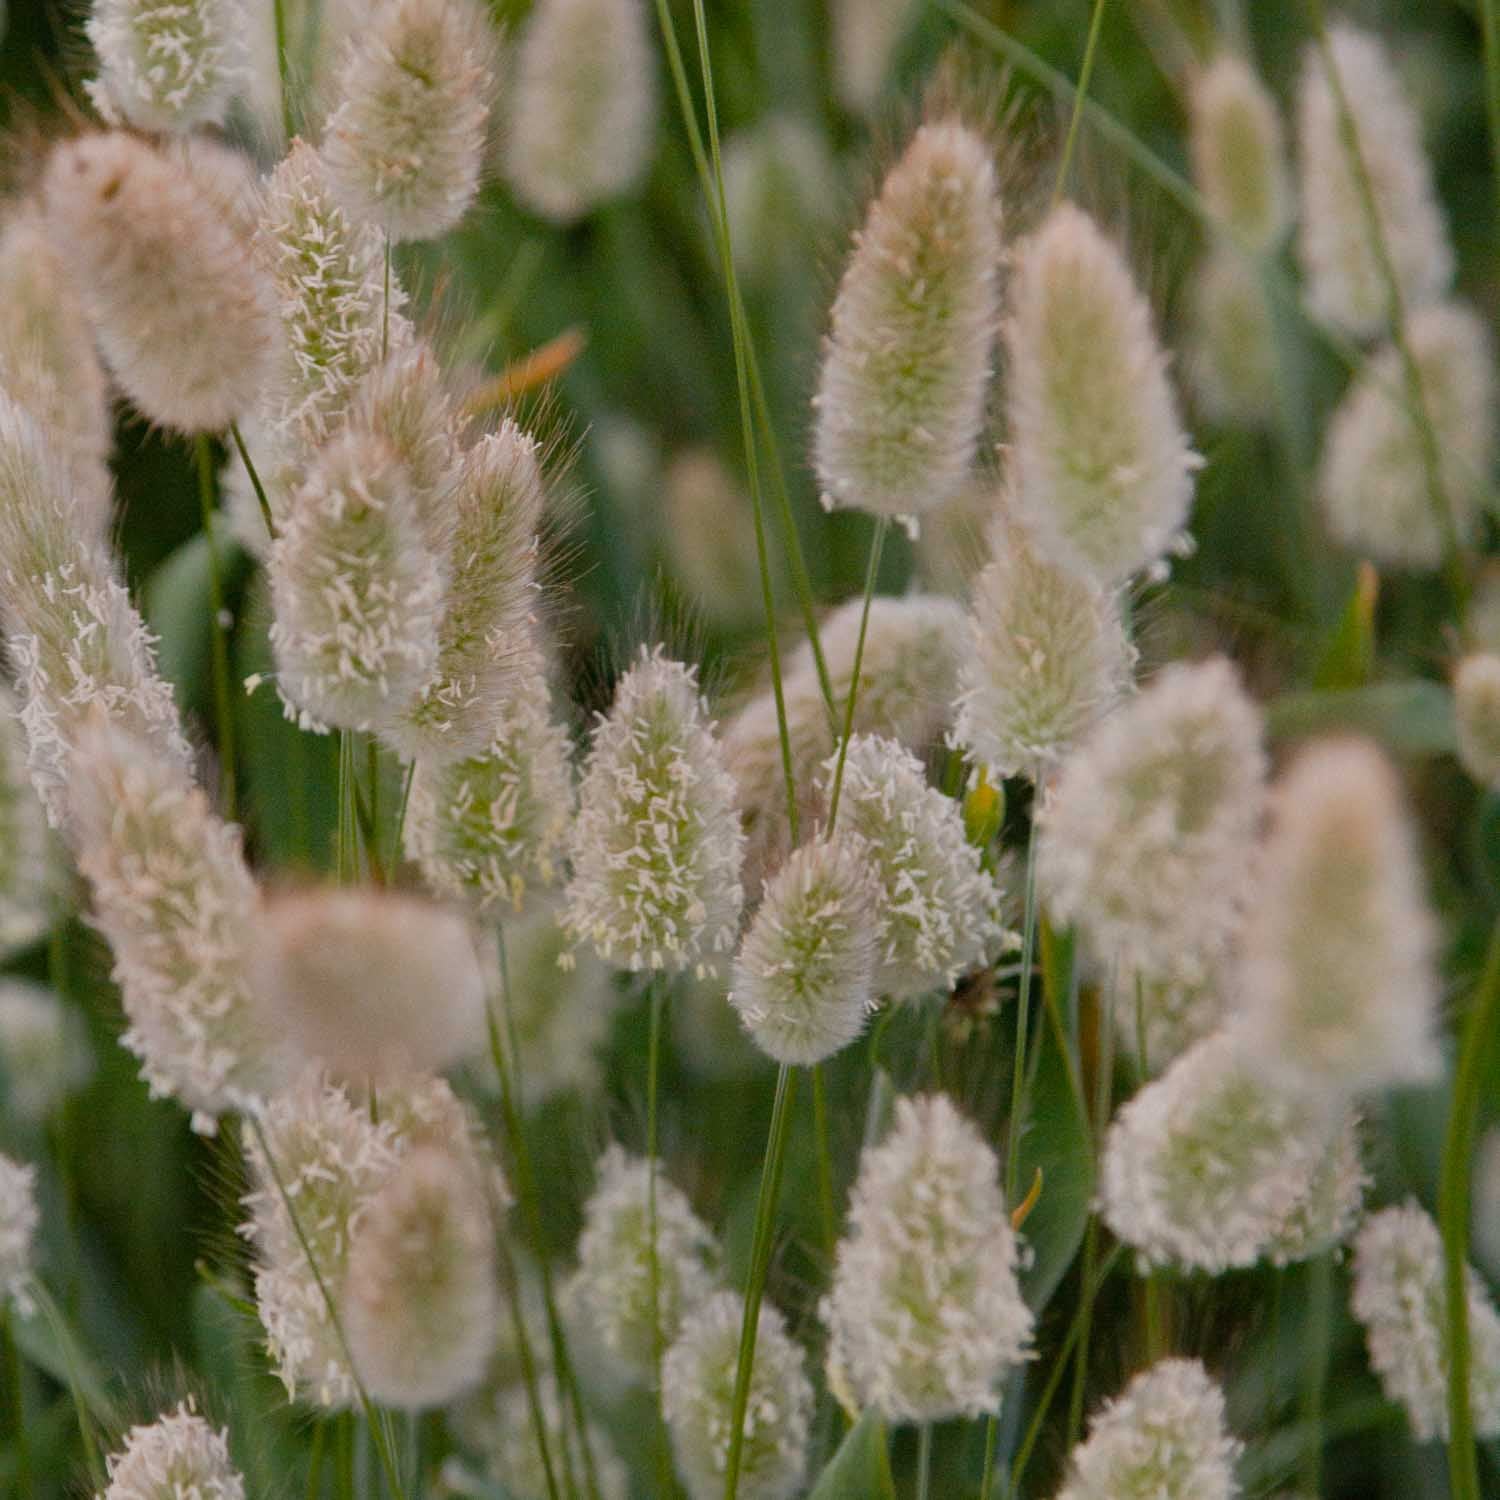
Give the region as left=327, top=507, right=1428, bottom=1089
left=0, top=980, right=92, bottom=1125
left=1057, top=1358, right=1240, bottom=1500
left=1005, top=203, right=1198, bottom=583
left=100, top=1400, right=246, bottom=1500
left=830, top=0, right=916, bottom=115
left=1189, top=53, right=1290, bottom=252
left=1185, top=249, right=1277, bottom=427
left=564, top=647, right=744, bottom=973
left=0, top=684, right=62, bottom=959
left=1455, top=653, right=1500, bottom=788
left=813, top=119, right=1001, bottom=526
left=662, top=1289, right=813, bottom=1500
left=505, top=0, right=656, bottom=224
left=0, top=1154, right=37, bottom=1312
left=823, top=1093, right=1031, bottom=1422
left=1296, top=23, right=1453, bottom=337
left=323, top=0, right=495, bottom=241
left=1351, top=1202, right=1500, bottom=1443
left=86, top=0, right=244, bottom=133
left=42, top=132, right=271, bottom=433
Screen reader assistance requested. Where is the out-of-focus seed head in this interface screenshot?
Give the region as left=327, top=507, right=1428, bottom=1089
left=722, top=116, right=839, bottom=285
left=813, top=119, right=1001, bottom=526
left=1351, top=1202, right=1500, bottom=1443
left=268, top=427, right=446, bottom=732
left=0, top=683, right=63, bottom=959
left=1455, top=653, right=1500, bottom=788
left=1056, top=1358, right=1240, bottom=1500
left=1005, top=202, right=1198, bottom=584
left=563, top=647, right=744, bottom=974
left=1113, top=971, right=1225, bottom=1079
left=565, top=1145, right=719, bottom=1384
left=505, top=0, right=656, bottom=224
left=384, top=421, right=545, bottom=761
left=1296, top=24, right=1453, bottom=338
left=42, top=132, right=272, bottom=433
left=727, top=594, right=965, bottom=895
left=830, top=0, right=917, bottom=115
left=0, top=980, right=93, bottom=1125
left=822, top=1093, right=1032, bottom=1423
left=1185, top=248, right=1277, bottom=427
left=662, top=1289, right=813, bottom=1500
left=322, top=0, right=495, bottom=241
left=0, top=1153, right=37, bottom=1313
left=661, top=449, right=767, bottom=630
left=1100, top=1032, right=1364, bottom=1273
left=954, top=509, right=1134, bottom=780
left=86, top=0, right=244, bottom=133
left=1318, top=301, right=1497, bottom=570
left=250, top=887, right=486, bottom=1083
left=100, top=1399, right=245, bottom=1500
left=730, top=834, right=881, bottom=1066
left=826, top=734, right=1008, bottom=1000
left=343, top=1144, right=499, bottom=1409
left=1235, top=737, right=1439, bottom=1095
left=1038, top=658, right=1266, bottom=991
left=67, top=720, right=289, bottom=1132
left=1189, top=53, right=1291, bottom=252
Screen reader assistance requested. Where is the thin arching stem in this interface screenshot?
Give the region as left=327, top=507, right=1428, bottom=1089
left=1051, top=0, right=1111, bottom=207
left=194, top=435, right=238, bottom=821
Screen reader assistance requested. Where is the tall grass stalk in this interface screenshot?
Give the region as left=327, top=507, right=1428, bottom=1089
left=1299, top=1252, right=1333, bottom=1496
left=1481, top=0, right=1500, bottom=228
left=496, top=1232, right=563, bottom=1500
left=194, top=435, right=238, bottom=821
left=29, top=1283, right=106, bottom=1488
left=230, top=421, right=277, bottom=540
left=272, top=0, right=296, bottom=140
left=915, top=1422, right=933, bottom=1500
left=0, top=1304, right=31, bottom=1500
left=1051, top=0, right=1111, bottom=209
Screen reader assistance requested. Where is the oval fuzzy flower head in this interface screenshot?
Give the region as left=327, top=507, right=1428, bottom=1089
left=954, top=508, right=1135, bottom=780
left=250, top=887, right=486, bottom=1083
left=1352, top=1202, right=1500, bottom=1443
left=86, top=0, right=243, bottom=133
left=831, top=0, right=916, bottom=115
left=813, top=119, right=1001, bottom=527
left=1455, top=653, right=1500, bottom=788
left=66, top=719, right=288, bottom=1133
left=826, top=734, right=1008, bottom=1000
left=505, top=0, right=656, bottom=224
left=343, top=1144, right=499, bottom=1409
left=0, top=684, right=63, bottom=961
left=1318, top=300, right=1497, bottom=570
left=1005, top=202, right=1198, bottom=584
left=100, top=1399, right=245, bottom=1500
left=730, top=833, right=882, bottom=1066
left=823, top=1093, right=1031, bottom=1423
left=563, top=647, right=744, bottom=974
left=1185, top=248, right=1277, bottom=427
left=1236, top=738, right=1438, bottom=1096
left=1189, top=53, right=1291, bottom=253
left=1057, top=1358, right=1240, bottom=1500
left=564, top=1144, right=719, bottom=1384
left=0, top=1154, right=38, bottom=1313
left=1099, top=1032, right=1365, bottom=1273
left=464, top=1383, right=631, bottom=1500
left=42, top=132, right=271, bottom=433
left=662, top=1289, right=813, bottom=1500
left=0, top=980, right=93, bottom=1125
left=1296, top=24, right=1453, bottom=338
left=269, top=427, right=447, bottom=732
left=1039, top=658, right=1266, bottom=991
left=322, top=0, right=494, bottom=241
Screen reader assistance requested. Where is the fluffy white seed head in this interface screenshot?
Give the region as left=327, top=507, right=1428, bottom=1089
left=1189, top=53, right=1290, bottom=252
left=730, top=834, right=881, bottom=1065
left=505, top=0, right=656, bottom=224
left=269, top=427, right=447, bottom=732
left=1113, top=972, right=1225, bottom=1079
left=662, top=449, right=765, bottom=629
left=1185, top=248, right=1277, bottom=427
left=100, top=1399, right=245, bottom=1500
left=662, top=1289, right=813, bottom=1500
left=954, top=509, right=1134, bottom=779
left=0, top=683, right=63, bottom=959
left=1100, top=1032, right=1364, bottom=1273
left=0, top=980, right=93, bottom=1125
left=1039, top=658, right=1266, bottom=991
left=1296, top=24, right=1453, bottom=338
left=66, top=720, right=289, bottom=1132
left=42, top=132, right=272, bottom=432
left=1318, top=301, right=1497, bottom=570
left=826, top=734, right=1008, bottom=999
left=565, top=1145, right=719, bottom=1383
left=1056, top=1358, right=1240, bottom=1500
left=1351, top=1202, right=1500, bottom=1443
left=1456, top=654, right=1500, bottom=788
left=822, top=1093, right=1031, bottom=1423
left=322, top=0, right=495, bottom=241
left=830, top=0, right=916, bottom=115
left=722, top=117, right=838, bottom=286
left=383, top=422, right=545, bottom=761
left=564, top=647, right=744, bottom=973
left=727, top=594, right=965, bottom=894
left=86, top=0, right=244, bottom=133
left=1004, top=203, right=1198, bottom=584
left=813, top=120, right=1001, bottom=525
left=1235, top=738, right=1439, bottom=1095
left=0, top=1154, right=37, bottom=1313
left=250, top=887, right=486, bottom=1083
left=343, top=1144, right=499, bottom=1409
left=0, top=397, right=191, bottom=824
